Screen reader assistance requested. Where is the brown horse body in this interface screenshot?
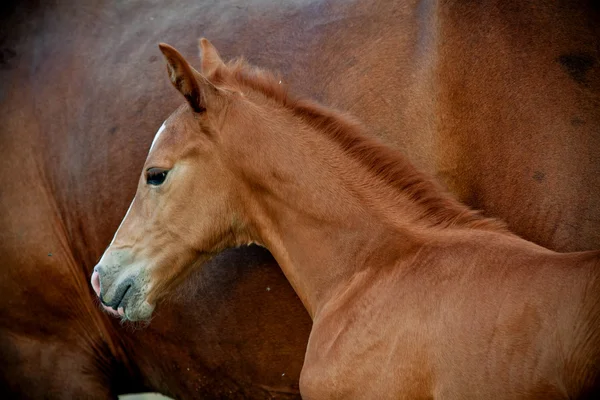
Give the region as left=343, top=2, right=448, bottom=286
left=2, top=0, right=600, bottom=397
left=303, top=235, right=600, bottom=398
left=94, top=40, right=600, bottom=398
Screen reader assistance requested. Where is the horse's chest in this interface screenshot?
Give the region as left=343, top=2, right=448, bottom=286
left=300, top=301, right=432, bottom=399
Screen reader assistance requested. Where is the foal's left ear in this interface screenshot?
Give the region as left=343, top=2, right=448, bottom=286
left=159, top=43, right=207, bottom=113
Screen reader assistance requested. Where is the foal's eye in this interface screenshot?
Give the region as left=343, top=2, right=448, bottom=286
left=146, top=168, right=169, bottom=186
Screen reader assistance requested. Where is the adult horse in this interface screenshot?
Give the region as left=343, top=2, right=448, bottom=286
left=1, top=0, right=599, bottom=398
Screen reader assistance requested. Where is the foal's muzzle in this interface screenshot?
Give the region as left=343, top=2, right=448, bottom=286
left=91, top=266, right=134, bottom=315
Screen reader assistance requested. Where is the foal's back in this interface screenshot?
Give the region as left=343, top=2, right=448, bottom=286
left=304, top=230, right=600, bottom=399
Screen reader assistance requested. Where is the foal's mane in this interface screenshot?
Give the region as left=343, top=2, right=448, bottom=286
left=213, top=59, right=507, bottom=232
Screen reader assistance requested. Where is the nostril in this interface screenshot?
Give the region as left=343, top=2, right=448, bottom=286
left=91, top=270, right=101, bottom=297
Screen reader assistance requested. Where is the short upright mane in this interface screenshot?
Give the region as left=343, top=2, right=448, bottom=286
left=213, top=59, right=508, bottom=232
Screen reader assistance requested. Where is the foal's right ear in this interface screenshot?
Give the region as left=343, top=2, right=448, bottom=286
left=158, top=43, right=206, bottom=113
left=199, top=38, right=225, bottom=78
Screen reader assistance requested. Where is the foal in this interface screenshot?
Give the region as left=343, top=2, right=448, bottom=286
left=92, top=39, right=600, bottom=399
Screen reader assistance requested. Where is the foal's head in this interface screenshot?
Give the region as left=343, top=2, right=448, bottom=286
left=91, top=39, right=308, bottom=320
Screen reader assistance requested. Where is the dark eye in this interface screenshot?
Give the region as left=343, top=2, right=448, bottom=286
left=146, top=168, right=169, bottom=186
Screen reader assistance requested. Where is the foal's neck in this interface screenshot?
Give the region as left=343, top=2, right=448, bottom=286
left=238, top=103, right=500, bottom=318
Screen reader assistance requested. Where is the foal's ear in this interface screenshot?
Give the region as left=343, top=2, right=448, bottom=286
left=158, top=43, right=206, bottom=112
left=199, top=38, right=225, bottom=77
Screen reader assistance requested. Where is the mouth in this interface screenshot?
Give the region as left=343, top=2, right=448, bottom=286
left=101, top=279, right=134, bottom=313
left=115, top=283, right=132, bottom=311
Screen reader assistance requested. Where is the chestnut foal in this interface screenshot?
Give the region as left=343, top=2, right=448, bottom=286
left=92, top=40, right=600, bottom=399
